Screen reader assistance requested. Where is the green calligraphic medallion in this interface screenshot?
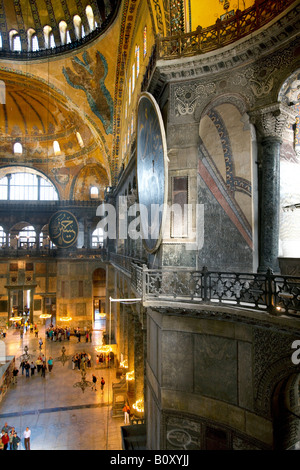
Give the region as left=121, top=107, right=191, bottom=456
left=48, top=210, right=78, bottom=248
left=137, top=92, right=168, bottom=253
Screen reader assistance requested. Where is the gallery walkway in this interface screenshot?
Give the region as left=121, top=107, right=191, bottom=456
left=0, top=323, right=124, bottom=450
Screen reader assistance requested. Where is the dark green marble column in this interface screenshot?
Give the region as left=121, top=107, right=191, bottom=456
left=250, top=103, right=297, bottom=273
left=259, top=136, right=282, bottom=273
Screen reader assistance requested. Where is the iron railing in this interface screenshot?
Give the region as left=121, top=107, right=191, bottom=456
left=129, top=264, right=300, bottom=318
left=156, top=0, right=297, bottom=60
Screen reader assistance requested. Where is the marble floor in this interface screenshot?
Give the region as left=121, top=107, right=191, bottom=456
left=0, top=323, right=125, bottom=450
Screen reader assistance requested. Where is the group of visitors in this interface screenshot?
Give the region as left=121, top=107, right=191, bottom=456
left=1, top=422, right=31, bottom=450
left=19, top=354, right=54, bottom=379
left=74, top=327, right=92, bottom=343
left=72, top=351, right=92, bottom=370
left=96, top=351, right=115, bottom=368
left=46, top=326, right=71, bottom=342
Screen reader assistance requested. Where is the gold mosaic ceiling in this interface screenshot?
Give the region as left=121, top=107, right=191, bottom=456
left=0, top=0, right=111, bottom=51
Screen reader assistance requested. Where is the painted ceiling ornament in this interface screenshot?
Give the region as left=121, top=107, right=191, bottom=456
left=174, top=82, right=216, bottom=116
left=62, top=51, right=113, bottom=134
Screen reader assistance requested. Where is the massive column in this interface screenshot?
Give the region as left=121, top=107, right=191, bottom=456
left=250, top=103, right=297, bottom=273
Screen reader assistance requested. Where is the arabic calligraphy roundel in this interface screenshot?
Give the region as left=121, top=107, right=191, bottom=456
left=48, top=210, right=79, bottom=248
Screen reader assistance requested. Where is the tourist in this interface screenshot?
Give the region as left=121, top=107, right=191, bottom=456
left=91, top=374, right=98, bottom=391
left=12, top=367, right=19, bottom=384
left=24, top=361, right=30, bottom=377
left=41, top=362, right=47, bottom=378
left=36, top=357, right=42, bottom=374
left=8, top=427, right=15, bottom=450
left=122, top=403, right=130, bottom=424
left=100, top=377, right=105, bottom=393
left=1, top=431, right=9, bottom=450
left=23, top=427, right=31, bottom=450
left=1, top=422, right=11, bottom=433
left=47, top=357, right=53, bottom=372
left=11, top=432, right=20, bottom=450
left=30, top=362, right=36, bottom=376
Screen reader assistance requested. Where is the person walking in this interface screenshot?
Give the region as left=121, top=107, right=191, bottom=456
left=36, top=357, right=42, bottom=374
left=47, top=357, right=53, bottom=372
left=20, top=359, right=25, bottom=375
left=38, top=337, right=43, bottom=350
left=41, top=361, right=47, bottom=378
left=23, top=427, right=31, bottom=450
left=30, top=362, right=36, bottom=376
left=24, top=361, right=30, bottom=377
left=100, top=377, right=105, bottom=393
left=12, top=367, right=19, bottom=384
left=91, top=374, right=98, bottom=391
left=122, top=403, right=131, bottom=424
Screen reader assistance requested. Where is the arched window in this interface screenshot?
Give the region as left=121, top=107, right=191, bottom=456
left=90, top=186, right=99, bottom=199
left=0, top=226, right=6, bottom=247
left=9, top=30, right=21, bottom=51
left=53, top=140, right=61, bottom=156
left=143, top=26, right=147, bottom=57
left=132, top=63, right=135, bottom=92
left=18, top=226, right=36, bottom=248
left=13, top=142, right=22, bottom=155
left=73, top=15, right=82, bottom=39
left=0, top=170, right=59, bottom=201
left=86, top=5, right=95, bottom=32
left=43, top=25, right=52, bottom=48
left=76, top=131, right=84, bottom=148
left=135, top=45, right=140, bottom=77
left=92, top=227, right=103, bottom=248
left=59, top=21, right=67, bottom=45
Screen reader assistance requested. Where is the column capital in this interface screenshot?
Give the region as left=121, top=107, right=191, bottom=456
left=249, top=102, right=297, bottom=141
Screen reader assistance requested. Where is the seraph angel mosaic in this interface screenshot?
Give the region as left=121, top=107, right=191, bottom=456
left=62, top=51, right=113, bottom=135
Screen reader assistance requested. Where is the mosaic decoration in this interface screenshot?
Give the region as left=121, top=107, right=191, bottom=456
left=63, top=51, right=114, bottom=135
left=169, top=0, right=184, bottom=34
left=207, top=109, right=251, bottom=197
left=111, top=0, right=138, bottom=182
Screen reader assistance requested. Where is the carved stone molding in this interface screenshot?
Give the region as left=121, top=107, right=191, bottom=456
left=249, top=102, right=298, bottom=141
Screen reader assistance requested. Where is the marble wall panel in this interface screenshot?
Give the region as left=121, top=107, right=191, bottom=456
left=194, top=334, right=238, bottom=405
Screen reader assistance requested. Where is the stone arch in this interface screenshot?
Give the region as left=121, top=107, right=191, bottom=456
left=197, top=92, right=254, bottom=266
left=255, top=353, right=300, bottom=419
left=70, top=163, right=109, bottom=200
left=276, top=68, right=300, bottom=257
left=272, top=372, right=300, bottom=449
